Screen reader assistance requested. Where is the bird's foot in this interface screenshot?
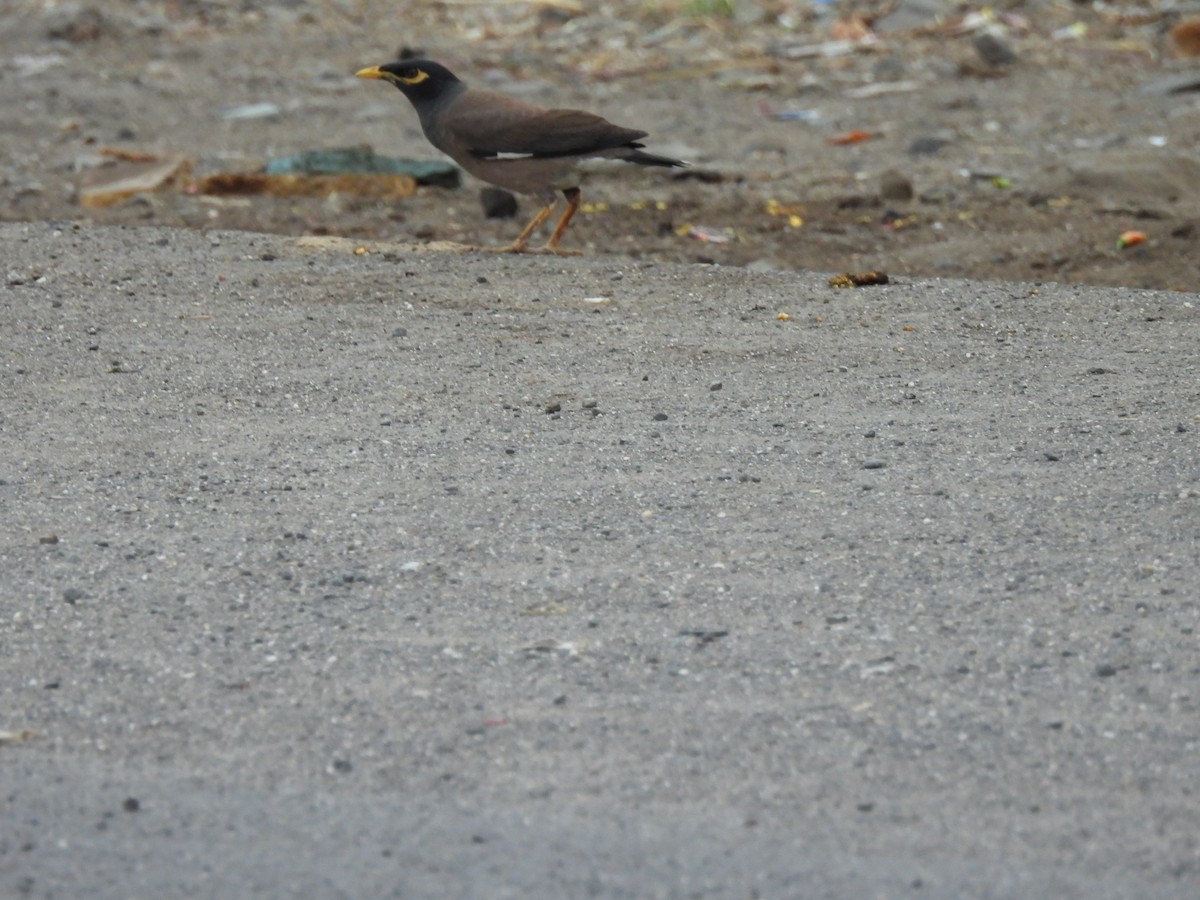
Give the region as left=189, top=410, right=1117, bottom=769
left=478, top=242, right=529, bottom=254
left=478, top=242, right=582, bottom=256
left=530, top=244, right=583, bottom=256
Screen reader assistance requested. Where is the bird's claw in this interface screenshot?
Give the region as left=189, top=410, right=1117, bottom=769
left=480, top=243, right=582, bottom=256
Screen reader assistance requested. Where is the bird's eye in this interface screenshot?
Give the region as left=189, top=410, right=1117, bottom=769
left=398, top=68, right=430, bottom=86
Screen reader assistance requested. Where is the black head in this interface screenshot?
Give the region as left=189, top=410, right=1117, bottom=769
left=355, top=59, right=463, bottom=106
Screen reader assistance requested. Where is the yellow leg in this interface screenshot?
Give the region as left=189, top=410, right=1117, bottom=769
left=493, top=199, right=556, bottom=253
left=540, top=187, right=582, bottom=254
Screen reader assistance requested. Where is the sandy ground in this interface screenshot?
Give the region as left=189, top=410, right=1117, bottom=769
left=2, top=2, right=1200, bottom=897
left=3, top=220, right=1199, bottom=898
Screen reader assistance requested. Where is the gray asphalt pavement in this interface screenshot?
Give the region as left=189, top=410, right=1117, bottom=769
left=2, top=221, right=1198, bottom=898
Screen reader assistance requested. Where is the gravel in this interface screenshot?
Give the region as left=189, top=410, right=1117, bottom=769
left=2, top=221, right=1198, bottom=898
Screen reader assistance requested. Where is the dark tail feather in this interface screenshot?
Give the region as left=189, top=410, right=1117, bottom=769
left=622, top=146, right=688, bottom=168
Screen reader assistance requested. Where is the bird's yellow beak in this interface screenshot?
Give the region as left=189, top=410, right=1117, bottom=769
left=355, top=66, right=384, bottom=80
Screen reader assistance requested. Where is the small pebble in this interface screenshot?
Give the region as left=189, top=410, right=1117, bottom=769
left=974, top=32, right=1018, bottom=67
left=220, top=102, right=280, bottom=121
left=862, top=458, right=887, bottom=469
left=879, top=168, right=914, bottom=202
left=907, top=136, right=950, bottom=156
left=480, top=187, right=518, bottom=219
left=652, top=412, right=668, bottom=421
left=709, top=381, right=723, bottom=392
left=1095, top=663, right=1118, bottom=677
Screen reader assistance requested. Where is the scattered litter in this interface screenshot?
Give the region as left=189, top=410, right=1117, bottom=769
left=1170, top=19, right=1200, bottom=57
left=220, top=102, right=281, bottom=121
left=776, top=312, right=791, bottom=321
left=962, top=168, right=1010, bottom=183
left=830, top=15, right=872, bottom=42
left=265, top=146, right=460, bottom=187
left=519, top=603, right=571, bottom=617
left=92, top=146, right=161, bottom=164
left=767, top=36, right=880, bottom=60
left=881, top=211, right=918, bottom=230
left=0, top=729, right=38, bottom=745
left=830, top=271, right=890, bottom=288
left=195, top=172, right=417, bottom=200
left=765, top=198, right=804, bottom=227
left=844, top=81, right=922, bottom=99
left=759, top=102, right=819, bottom=122
left=12, top=53, right=65, bottom=77
left=1116, top=230, right=1147, bottom=249
left=678, top=224, right=735, bottom=243
left=828, top=129, right=877, bottom=146
left=950, top=10, right=997, bottom=35
left=78, top=154, right=191, bottom=208
left=1053, top=22, right=1088, bottom=41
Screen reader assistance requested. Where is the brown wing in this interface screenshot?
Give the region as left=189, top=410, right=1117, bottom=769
left=447, top=93, right=647, bottom=158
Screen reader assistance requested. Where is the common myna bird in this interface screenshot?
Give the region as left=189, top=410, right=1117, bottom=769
left=356, top=59, right=687, bottom=254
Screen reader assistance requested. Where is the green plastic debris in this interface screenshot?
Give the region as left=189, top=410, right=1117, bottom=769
left=265, top=146, right=460, bottom=188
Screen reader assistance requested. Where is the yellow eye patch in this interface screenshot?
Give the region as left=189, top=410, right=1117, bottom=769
left=355, top=66, right=429, bottom=86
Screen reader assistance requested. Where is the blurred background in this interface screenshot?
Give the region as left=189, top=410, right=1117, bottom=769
left=2, top=0, right=1198, bottom=288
